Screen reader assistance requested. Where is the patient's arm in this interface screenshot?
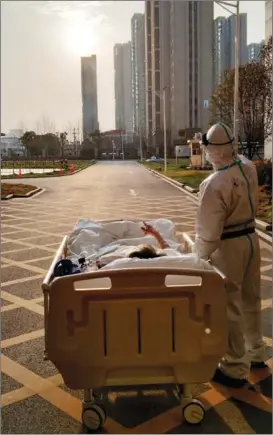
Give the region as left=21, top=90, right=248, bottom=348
left=141, top=222, right=170, bottom=249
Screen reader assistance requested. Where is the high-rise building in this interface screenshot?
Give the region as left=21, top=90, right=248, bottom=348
left=213, top=13, right=247, bottom=88
left=81, top=55, right=99, bottom=139
left=170, top=1, right=213, bottom=139
left=265, top=0, right=272, bottom=40
left=145, top=0, right=213, bottom=149
left=131, top=13, right=146, bottom=134
left=247, top=41, right=264, bottom=63
left=145, top=1, right=171, bottom=146
left=114, top=42, right=133, bottom=132
left=213, top=17, right=226, bottom=88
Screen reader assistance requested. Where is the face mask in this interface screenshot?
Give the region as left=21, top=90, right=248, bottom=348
left=205, top=151, right=213, bottom=163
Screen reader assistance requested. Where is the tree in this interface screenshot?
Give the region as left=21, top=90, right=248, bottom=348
left=80, top=138, right=94, bottom=159
left=89, top=129, right=104, bottom=159
left=41, top=133, right=60, bottom=156
left=20, top=131, right=37, bottom=156
left=59, top=132, right=68, bottom=158
left=260, top=35, right=272, bottom=140
left=20, top=131, right=60, bottom=157
left=35, top=116, right=56, bottom=134
left=210, top=37, right=272, bottom=160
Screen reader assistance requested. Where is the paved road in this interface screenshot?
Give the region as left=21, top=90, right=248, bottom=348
left=1, top=161, right=272, bottom=434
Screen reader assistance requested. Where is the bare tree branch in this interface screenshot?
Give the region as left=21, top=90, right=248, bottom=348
left=210, top=37, right=272, bottom=160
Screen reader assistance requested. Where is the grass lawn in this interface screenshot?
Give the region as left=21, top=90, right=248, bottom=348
left=1, top=183, right=37, bottom=197
left=1, top=160, right=94, bottom=170
left=144, top=158, right=190, bottom=171
left=142, top=160, right=272, bottom=223
left=168, top=170, right=210, bottom=188
left=1, top=160, right=95, bottom=179
left=143, top=159, right=210, bottom=189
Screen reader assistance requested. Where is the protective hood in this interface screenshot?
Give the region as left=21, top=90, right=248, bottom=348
left=202, top=122, right=234, bottom=146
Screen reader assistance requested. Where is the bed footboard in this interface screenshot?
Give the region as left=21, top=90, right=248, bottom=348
left=45, top=266, right=228, bottom=390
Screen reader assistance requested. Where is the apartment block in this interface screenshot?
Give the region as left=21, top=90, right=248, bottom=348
left=213, top=13, right=247, bottom=88
left=247, top=41, right=264, bottom=62
left=145, top=0, right=213, bottom=150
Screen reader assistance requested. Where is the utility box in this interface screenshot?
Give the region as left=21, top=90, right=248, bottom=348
left=188, top=139, right=206, bottom=169
left=175, top=145, right=190, bottom=161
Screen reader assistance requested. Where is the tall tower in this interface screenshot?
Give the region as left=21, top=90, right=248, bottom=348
left=81, top=55, right=99, bottom=139
left=114, top=42, right=133, bottom=132
left=131, top=13, right=146, bottom=134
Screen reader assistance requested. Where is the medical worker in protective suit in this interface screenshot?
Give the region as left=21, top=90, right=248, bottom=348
left=194, top=122, right=266, bottom=388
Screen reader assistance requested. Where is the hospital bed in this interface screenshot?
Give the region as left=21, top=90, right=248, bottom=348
left=42, top=220, right=228, bottom=432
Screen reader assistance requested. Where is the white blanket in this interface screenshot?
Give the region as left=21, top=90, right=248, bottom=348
left=100, top=254, right=213, bottom=284
left=67, top=219, right=215, bottom=288
left=67, top=218, right=183, bottom=266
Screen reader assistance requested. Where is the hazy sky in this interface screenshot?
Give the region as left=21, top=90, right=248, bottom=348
left=1, top=1, right=265, bottom=137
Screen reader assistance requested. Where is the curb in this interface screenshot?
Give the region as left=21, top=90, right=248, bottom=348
left=1, top=187, right=42, bottom=201
left=141, top=164, right=272, bottom=240
left=1, top=194, right=14, bottom=200
left=147, top=167, right=199, bottom=197
left=255, top=219, right=272, bottom=232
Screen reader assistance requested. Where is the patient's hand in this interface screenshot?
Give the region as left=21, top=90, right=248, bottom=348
left=141, top=222, right=169, bottom=249
left=141, top=222, right=159, bottom=237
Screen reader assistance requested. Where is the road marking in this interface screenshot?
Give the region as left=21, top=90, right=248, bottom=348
left=129, top=189, right=137, bottom=196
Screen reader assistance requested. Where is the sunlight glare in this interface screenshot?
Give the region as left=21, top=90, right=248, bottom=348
left=64, top=18, right=99, bottom=56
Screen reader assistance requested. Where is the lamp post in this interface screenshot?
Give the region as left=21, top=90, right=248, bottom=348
left=112, top=140, right=115, bottom=160
left=121, top=131, right=125, bottom=160
left=139, top=126, right=143, bottom=161
left=146, top=85, right=168, bottom=172
left=215, top=1, right=239, bottom=154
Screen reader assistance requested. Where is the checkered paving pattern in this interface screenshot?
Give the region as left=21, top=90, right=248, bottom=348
left=1, top=163, right=272, bottom=434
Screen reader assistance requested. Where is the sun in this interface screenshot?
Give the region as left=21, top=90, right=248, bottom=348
left=63, top=18, right=99, bottom=56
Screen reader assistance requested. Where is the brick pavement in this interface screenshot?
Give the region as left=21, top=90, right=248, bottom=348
left=1, top=162, right=272, bottom=434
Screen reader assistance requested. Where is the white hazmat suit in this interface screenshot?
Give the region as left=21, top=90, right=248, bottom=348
left=194, top=123, right=266, bottom=386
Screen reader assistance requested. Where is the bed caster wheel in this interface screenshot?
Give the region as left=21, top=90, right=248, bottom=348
left=182, top=399, right=205, bottom=425
left=82, top=405, right=106, bottom=432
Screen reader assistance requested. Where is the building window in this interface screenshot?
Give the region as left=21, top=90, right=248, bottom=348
left=155, top=94, right=160, bottom=112
left=154, top=4, right=160, bottom=26
left=156, top=113, right=161, bottom=128
left=155, top=50, right=160, bottom=70
left=155, top=70, right=160, bottom=91
left=154, top=28, right=160, bottom=48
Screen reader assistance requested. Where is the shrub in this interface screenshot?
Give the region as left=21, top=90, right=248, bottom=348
left=254, top=160, right=272, bottom=190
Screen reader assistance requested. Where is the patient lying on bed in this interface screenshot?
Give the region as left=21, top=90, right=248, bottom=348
left=96, top=222, right=169, bottom=268
left=66, top=218, right=213, bottom=277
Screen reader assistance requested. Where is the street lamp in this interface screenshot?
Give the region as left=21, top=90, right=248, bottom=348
left=135, top=109, right=143, bottom=161
left=121, top=131, right=125, bottom=161
left=215, top=1, right=240, bottom=154
left=146, top=85, right=168, bottom=172
left=138, top=126, right=143, bottom=161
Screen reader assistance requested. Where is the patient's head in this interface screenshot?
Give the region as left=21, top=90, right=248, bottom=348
left=128, top=244, right=166, bottom=259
